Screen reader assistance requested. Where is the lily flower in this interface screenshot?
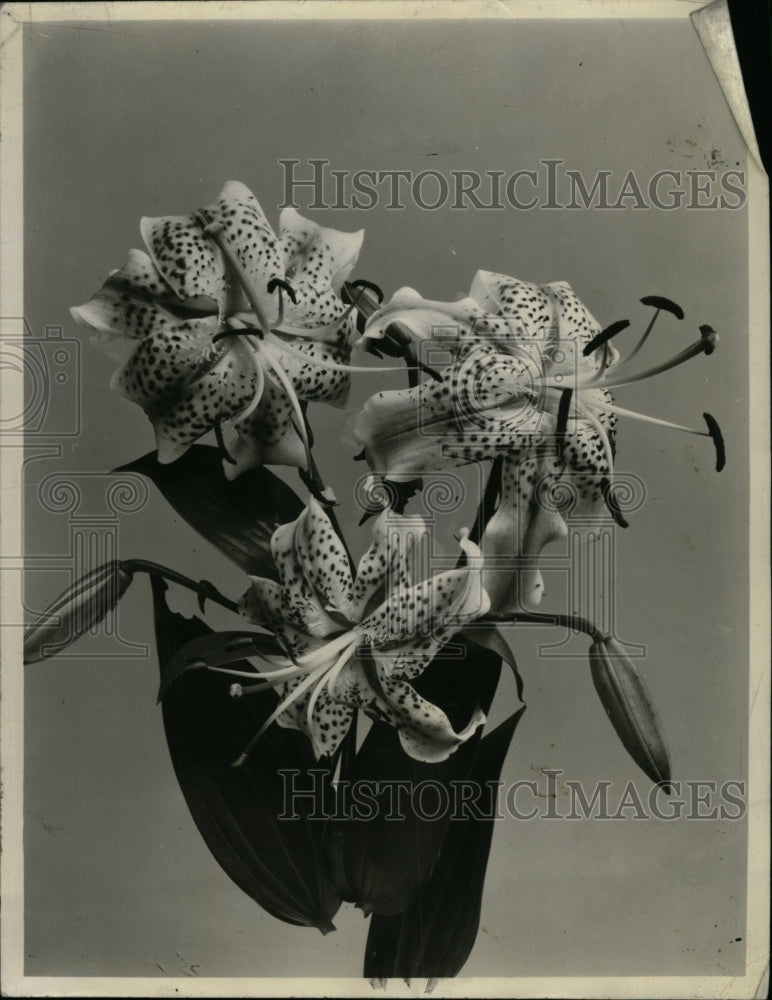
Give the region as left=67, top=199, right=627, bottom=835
left=234, top=498, right=490, bottom=763
left=354, top=271, right=723, bottom=611
left=71, top=181, right=364, bottom=478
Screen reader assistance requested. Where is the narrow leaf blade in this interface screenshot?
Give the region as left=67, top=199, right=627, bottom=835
left=333, top=635, right=502, bottom=917
left=364, top=707, right=526, bottom=979
left=151, top=575, right=340, bottom=932
left=157, top=629, right=285, bottom=701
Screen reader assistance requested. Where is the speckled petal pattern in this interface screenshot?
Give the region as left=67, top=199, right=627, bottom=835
left=111, top=321, right=257, bottom=463
left=351, top=509, right=430, bottom=620
left=279, top=207, right=364, bottom=295
left=140, top=181, right=283, bottom=321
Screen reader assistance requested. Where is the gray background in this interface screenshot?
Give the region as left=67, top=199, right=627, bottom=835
left=23, top=16, right=749, bottom=979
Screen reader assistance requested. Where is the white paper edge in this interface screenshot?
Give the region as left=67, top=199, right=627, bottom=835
left=0, top=2, right=769, bottom=998
left=691, top=0, right=765, bottom=173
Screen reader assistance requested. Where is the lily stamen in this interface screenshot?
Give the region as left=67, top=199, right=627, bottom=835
left=269, top=334, right=431, bottom=377
left=290, top=630, right=357, bottom=666
left=213, top=420, right=237, bottom=465
left=618, top=295, right=685, bottom=367
left=545, top=326, right=717, bottom=394
left=600, top=477, right=629, bottom=528
left=555, top=388, right=573, bottom=457
left=231, top=660, right=333, bottom=767
left=583, top=319, right=631, bottom=359
left=266, top=277, right=297, bottom=328
left=573, top=393, right=725, bottom=471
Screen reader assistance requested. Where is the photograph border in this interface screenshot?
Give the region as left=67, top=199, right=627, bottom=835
left=1, top=3, right=768, bottom=997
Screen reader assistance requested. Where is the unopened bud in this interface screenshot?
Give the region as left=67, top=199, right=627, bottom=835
left=24, top=561, right=134, bottom=664
left=589, top=635, right=672, bottom=788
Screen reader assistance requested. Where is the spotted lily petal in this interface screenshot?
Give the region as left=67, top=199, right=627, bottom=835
left=72, top=250, right=181, bottom=338
left=481, top=453, right=568, bottom=611
left=353, top=346, right=550, bottom=480
left=266, top=498, right=355, bottom=638
left=140, top=181, right=283, bottom=321
left=343, top=656, right=487, bottom=764
left=275, top=670, right=356, bottom=760
left=111, top=325, right=255, bottom=464
left=350, top=509, right=430, bottom=620
left=292, top=497, right=355, bottom=619
left=358, top=531, right=490, bottom=674
left=470, top=270, right=615, bottom=374
left=227, top=381, right=307, bottom=478
left=361, top=287, right=483, bottom=349
left=266, top=334, right=351, bottom=406
left=280, top=207, right=364, bottom=297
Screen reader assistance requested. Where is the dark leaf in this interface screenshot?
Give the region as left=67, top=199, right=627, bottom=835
left=115, top=446, right=304, bottom=579
left=151, top=575, right=340, bottom=932
left=157, top=629, right=285, bottom=702
left=329, top=635, right=502, bottom=916
left=364, top=708, right=526, bottom=979
left=461, top=625, right=525, bottom=703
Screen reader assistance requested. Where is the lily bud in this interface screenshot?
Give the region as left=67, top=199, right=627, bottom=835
left=589, top=635, right=671, bottom=788
left=24, top=561, right=134, bottom=664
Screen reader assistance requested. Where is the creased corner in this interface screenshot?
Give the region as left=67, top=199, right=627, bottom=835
left=691, top=0, right=764, bottom=173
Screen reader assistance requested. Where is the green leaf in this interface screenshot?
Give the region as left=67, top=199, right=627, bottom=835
left=115, top=446, right=304, bottom=579
left=151, top=575, right=340, bottom=933
left=364, top=708, right=526, bottom=979
left=156, top=629, right=285, bottom=702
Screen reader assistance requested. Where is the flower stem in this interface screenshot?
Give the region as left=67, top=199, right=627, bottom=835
left=299, top=423, right=357, bottom=577
left=481, top=610, right=604, bottom=642
left=121, top=559, right=239, bottom=614
left=469, top=456, right=503, bottom=545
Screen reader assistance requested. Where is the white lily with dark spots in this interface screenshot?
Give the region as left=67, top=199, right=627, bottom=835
left=233, top=497, right=491, bottom=763
left=354, top=271, right=724, bottom=612
left=71, top=181, right=364, bottom=478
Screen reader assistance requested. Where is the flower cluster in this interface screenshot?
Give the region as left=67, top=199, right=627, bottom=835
left=25, top=179, right=725, bottom=977
left=45, top=179, right=724, bottom=767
